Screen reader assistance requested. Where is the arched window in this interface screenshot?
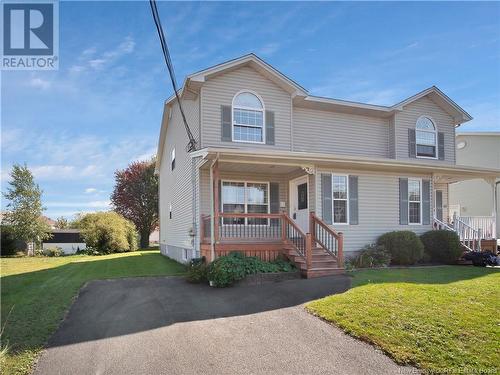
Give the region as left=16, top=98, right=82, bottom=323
left=416, top=116, right=437, bottom=158
left=232, top=91, right=265, bottom=143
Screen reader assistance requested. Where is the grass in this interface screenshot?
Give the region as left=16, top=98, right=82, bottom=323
left=307, top=266, right=500, bottom=373
left=0, top=250, right=186, bottom=375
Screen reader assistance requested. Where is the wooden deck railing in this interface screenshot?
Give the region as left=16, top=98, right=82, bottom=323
left=310, top=212, right=344, bottom=267
left=201, top=211, right=344, bottom=269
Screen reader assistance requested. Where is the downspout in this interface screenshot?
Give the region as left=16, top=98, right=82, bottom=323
left=495, top=180, right=499, bottom=239
left=209, top=157, right=218, bottom=262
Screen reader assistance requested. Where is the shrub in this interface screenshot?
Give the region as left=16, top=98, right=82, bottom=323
left=420, top=230, right=462, bottom=264
left=207, top=252, right=295, bottom=287
left=77, top=212, right=138, bottom=253
left=1, top=225, right=17, bottom=256
left=377, top=231, right=424, bottom=265
left=43, top=246, right=64, bottom=257
left=186, top=257, right=208, bottom=283
left=350, top=244, right=391, bottom=269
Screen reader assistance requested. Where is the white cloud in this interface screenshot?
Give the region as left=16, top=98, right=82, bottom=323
left=70, top=36, right=136, bottom=73
left=85, top=188, right=98, bottom=194
left=29, top=77, right=51, bottom=90
left=258, top=43, right=280, bottom=56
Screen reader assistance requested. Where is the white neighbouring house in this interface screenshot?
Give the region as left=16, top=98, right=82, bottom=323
left=449, top=132, right=500, bottom=245
left=155, top=54, right=500, bottom=277
left=42, top=229, right=86, bottom=254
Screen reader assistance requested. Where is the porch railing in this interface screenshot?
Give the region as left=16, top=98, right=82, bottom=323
left=202, top=212, right=344, bottom=270
left=310, top=212, right=344, bottom=267
left=217, top=213, right=284, bottom=241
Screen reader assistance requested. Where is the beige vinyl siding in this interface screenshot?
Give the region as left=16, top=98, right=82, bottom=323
left=388, top=115, right=396, bottom=159
left=315, top=168, right=433, bottom=253
left=159, top=97, right=200, bottom=254
left=395, top=96, right=455, bottom=164
left=201, top=66, right=292, bottom=150
left=292, top=108, right=389, bottom=158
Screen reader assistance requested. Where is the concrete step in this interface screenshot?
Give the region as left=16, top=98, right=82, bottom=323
left=304, top=267, right=345, bottom=278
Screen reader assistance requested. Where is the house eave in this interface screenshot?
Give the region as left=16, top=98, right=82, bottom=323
left=192, top=147, right=500, bottom=180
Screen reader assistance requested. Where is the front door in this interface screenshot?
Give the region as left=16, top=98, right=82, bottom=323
left=290, top=176, right=309, bottom=233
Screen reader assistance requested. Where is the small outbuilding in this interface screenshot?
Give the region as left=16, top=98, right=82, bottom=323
left=42, top=229, right=86, bottom=254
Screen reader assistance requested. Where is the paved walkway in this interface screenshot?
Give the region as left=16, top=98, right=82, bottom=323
left=34, top=276, right=416, bottom=375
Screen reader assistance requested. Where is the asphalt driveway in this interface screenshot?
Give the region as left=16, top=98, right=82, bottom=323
left=34, top=276, right=416, bottom=375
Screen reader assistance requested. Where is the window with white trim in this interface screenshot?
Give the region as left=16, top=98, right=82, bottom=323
left=332, top=175, right=348, bottom=224
left=416, top=116, right=437, bottom=158
left=222, top=181, right=269, bottom=225
left=232, top=91, right=264, bottom=143
left=171, top=147, right=176, bottom=171
left=182, top=248, right=189, bottom=261
left=169, top=202, right=172, bottom=219
left=408, top=179, right=421, bottom=224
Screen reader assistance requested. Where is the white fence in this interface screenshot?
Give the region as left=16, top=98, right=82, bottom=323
left=456, top=215, right=496, bottom=240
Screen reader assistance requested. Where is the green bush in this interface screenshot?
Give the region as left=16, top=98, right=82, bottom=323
left=420, top=230, right=462, bottom=264
left=207, top=252, right=295, bottom=287
left=186, top=257, right=208, bottom=283
left=1, top=225, right=17, bottom=256
left=377, top=231, right=424, bottom=265
left=77, top=212, right=138, bottom=253
left=350, top=244, right=391, bottom=269
left=43, top=246, right=64, bottom=257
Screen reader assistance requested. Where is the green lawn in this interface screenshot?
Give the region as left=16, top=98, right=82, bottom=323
left=307, top=266, right=500, bottom=373
left=0, top=250, right=186, bottom=375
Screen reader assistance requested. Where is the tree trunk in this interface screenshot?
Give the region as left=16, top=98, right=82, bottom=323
left=140, top=228, right=150, bottom=249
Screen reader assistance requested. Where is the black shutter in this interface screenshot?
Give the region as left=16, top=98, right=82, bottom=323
left=321, top=174, right=332, bottom=224
left=422, top=179, right=431, bottom=225
left=408, top=129, right=416, bottom=158
left=438, top=132, right=445, bottom=160
left=265, top=111, right=275, bottom=145
left=270, top=183, right=280, bottom=213
left=399, top=178, right=408, bottom=225
left=221, top=105, right=232, bottom=141
left=349, top=176, right=359, bottom=225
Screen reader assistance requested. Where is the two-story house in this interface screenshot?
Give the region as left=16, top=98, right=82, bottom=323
left=155, top=54, right=499, bottom=277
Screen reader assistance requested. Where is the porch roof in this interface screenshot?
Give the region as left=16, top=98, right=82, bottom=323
left=192, top=147, right=500, bottom=183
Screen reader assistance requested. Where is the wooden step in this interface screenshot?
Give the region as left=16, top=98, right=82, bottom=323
left=304, top=267, right=345, bottom=278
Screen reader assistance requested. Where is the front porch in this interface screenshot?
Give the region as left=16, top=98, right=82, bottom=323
left=198, top=159, right=344, bottom=278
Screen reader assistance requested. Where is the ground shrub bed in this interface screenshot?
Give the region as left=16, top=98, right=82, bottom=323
left=420, top=230, right=462, bottom=264
left=377, top=231, right=424, bottom=265
left=205, top=252, right=295, bottom=287
left=348, top=243, right=391, bottom=269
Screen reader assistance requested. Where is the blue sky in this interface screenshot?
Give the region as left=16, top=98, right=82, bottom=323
left=2, top=1, right=499, bottom=219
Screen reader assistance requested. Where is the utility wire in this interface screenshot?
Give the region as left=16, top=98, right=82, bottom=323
left=149, top=0, right=197, bottom=152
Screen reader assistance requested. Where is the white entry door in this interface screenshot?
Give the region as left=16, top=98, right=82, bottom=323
left=290, top=176, right=309, bottom=233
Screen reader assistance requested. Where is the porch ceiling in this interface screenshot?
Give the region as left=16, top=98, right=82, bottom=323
left=214, top=161, right=301, bottom=175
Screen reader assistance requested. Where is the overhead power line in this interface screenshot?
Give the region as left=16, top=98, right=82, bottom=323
left=149, top=0, right=197, bottom=152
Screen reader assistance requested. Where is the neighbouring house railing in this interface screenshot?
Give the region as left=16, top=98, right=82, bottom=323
left=456, top=215, right=496, bottom=239
left=453, top=213, right=482, bottom=252
left=310, top=212, right=344, bottom=267
left=433, top=215, right=482, bottom=252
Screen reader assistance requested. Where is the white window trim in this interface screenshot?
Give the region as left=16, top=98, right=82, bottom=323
left=169, top=202, right=172, bottom=219
left=415, top=116, right=438, bottom=160
left=231, top=90, right=266, bottom=144
left=182, top=248, right=189, bottom=261
left=221, top=179, right=270, bottom=225
left=332, top=173, right=349, bottom=225
left=408, top=178, right=422, bottom=225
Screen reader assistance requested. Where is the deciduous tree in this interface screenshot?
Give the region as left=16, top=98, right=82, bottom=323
left=3, top=164, right=51, bottom=251
left=111, top=159, right=158, bottom=248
